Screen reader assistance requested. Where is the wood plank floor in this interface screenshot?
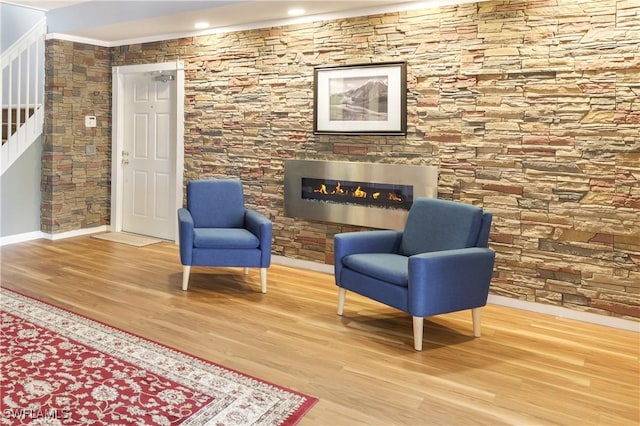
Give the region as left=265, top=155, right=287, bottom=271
left=1, top=236, right=638, bottom=425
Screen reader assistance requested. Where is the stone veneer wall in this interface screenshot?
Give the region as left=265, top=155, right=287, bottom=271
left=43, top=40, right=111, bottom=232
left=44, top=0, right=639, bottom=321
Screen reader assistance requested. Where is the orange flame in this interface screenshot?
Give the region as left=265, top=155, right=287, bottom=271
left=332, top=182, right=345, bottom=195
left=314, top=184, right=328, bottom=194
left=354, top=186, right=367, bottom=198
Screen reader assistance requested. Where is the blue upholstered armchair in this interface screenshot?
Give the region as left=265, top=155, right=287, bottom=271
left=334, top=198, right=496, bottom=351
left=177, top=179, right=272, bottom=293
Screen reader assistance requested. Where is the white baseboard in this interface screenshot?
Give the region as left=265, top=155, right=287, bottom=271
left=487, top=294, right=639, bottom=332
left=272, top=254, right=333, bottom=274
left=2, top=236, right=638, bottom=332
left=46, top=225, right=109, bottom=240
left=0, top=226, right=108, bottom=246
left=0, top=231, right=45, bottom=246
left=273, top=256, right=640, bottom=333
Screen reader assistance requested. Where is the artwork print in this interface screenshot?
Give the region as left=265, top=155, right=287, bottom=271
left=329, top=75, right=389, bottom=121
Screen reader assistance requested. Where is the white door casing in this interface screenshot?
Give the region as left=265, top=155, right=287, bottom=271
left=122, top=72, right=174, bottom=239
left=111, top=62, right=184, bottom=242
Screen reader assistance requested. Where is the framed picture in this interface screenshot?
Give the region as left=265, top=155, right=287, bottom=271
left=313, top=62, right=407, bottom=135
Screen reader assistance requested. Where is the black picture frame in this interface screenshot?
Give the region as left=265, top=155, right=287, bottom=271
left=313, top=62, right=407, bottom=135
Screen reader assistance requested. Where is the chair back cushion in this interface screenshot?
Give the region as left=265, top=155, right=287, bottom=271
left=476, top=211, right=493, bottom=248
left=400, top=198, right=483, bottom=256
left=187, top=179, right=245, bottom=228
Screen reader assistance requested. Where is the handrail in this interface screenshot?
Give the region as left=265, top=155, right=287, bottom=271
left=0, top=18, right=46, bottom=68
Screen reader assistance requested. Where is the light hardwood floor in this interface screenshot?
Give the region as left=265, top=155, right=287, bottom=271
left=1, top=236, right=638, bottom=425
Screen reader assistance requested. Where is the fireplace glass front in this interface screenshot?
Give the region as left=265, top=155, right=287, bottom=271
left=301, top=178, right=413, bottom=211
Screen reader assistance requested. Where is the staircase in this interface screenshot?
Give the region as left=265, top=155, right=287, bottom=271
left=1, top=18, right=46, bottom=176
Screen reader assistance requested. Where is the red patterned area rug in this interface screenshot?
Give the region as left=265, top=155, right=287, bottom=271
left=0, top=288, right=318, bottom=425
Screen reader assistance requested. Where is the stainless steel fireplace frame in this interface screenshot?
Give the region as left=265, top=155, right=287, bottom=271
left=284, top=160, right=438, bottom=229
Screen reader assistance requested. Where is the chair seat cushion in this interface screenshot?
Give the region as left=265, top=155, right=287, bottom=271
left=342, top=253, right=409, bottom=287
left=193, top=228, right=260, bottom=249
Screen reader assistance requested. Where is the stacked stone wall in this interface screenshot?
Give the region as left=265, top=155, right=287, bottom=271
left=47, top=0, right=639, bottom=320
left=43, top=40, right=111, bottom=232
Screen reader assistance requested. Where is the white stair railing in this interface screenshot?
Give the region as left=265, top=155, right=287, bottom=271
left=1, top=18, right=46, bottom=176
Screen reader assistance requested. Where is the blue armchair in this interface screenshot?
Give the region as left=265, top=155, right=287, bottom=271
left=177, top=179, right=272, bottom=293
left=334, top=198, right=495, bottom=351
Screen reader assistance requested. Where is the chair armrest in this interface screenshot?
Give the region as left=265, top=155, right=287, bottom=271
left=407, top=247, right=496, bottom=317
left=177, top=208, right=194, bottom=265
left=334, top=230, right=403, bottom=284
left=245, top=209, right=273, bottom=266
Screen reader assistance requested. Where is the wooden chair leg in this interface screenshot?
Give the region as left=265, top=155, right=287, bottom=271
left=472, top=308, right=481, bottom=337
left=182, top=265, right=191, bottom=291
left=337, top=288, right=346, bottom=315
left=413, top=316, right=424, bottom=351
left=260, top=268, right=267, bottom=294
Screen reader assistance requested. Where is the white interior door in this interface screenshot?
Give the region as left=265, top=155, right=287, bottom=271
left=121, top=72, right=176, bottom=240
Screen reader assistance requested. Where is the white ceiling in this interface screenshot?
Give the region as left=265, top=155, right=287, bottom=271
left=4, top=0, right=477, bottom=46
left=7, top=0, right=84, bottom=8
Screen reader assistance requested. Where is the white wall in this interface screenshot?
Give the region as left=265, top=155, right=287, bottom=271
left=1, top=3, right=45, bottom=52
left=0, top=136, right=42, bottom=237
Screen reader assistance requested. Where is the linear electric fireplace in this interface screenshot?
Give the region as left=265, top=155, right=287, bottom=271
left=284, top=160, right=438, bottom=229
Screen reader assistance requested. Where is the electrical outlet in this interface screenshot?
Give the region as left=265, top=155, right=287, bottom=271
left=85, top=115, right=97, bottom=127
